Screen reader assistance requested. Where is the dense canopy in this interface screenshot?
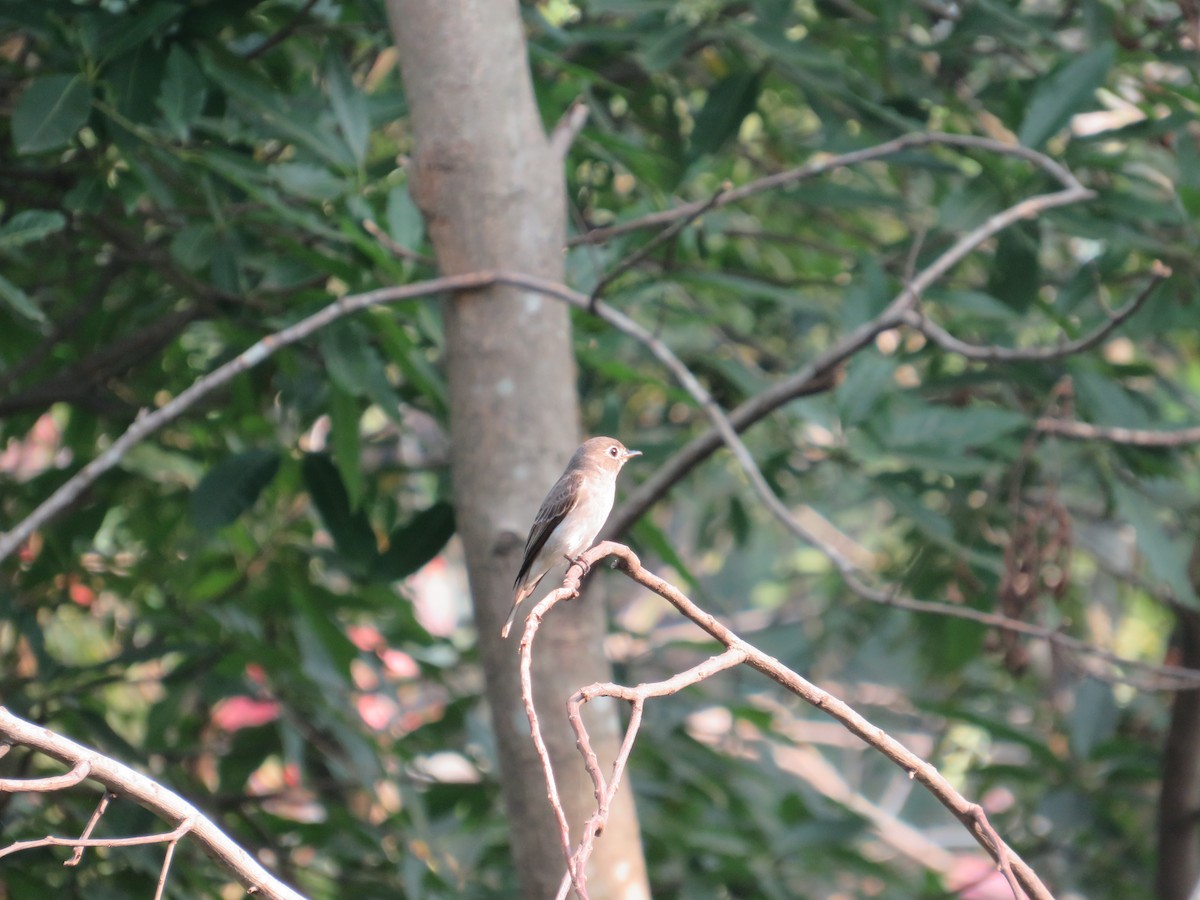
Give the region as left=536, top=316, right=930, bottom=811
left=1, top=1, right=1198, bottom=897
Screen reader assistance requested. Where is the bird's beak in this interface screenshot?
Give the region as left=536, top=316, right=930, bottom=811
left=624, top=449, right=642, bottom=460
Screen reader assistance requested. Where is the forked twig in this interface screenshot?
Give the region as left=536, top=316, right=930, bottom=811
left=518, top=542, right=1050, bottom=900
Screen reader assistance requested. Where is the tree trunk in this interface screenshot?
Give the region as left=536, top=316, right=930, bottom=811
left=1159, top=604, right=1200, bottom=900
left=386, top=3, right=649, bottom=897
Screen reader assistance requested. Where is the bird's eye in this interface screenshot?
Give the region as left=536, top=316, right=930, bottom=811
left=609, top=446, right=619, bottom=457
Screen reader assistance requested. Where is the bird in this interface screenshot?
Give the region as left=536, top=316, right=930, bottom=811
left=501, top=436, right=641, bottom=639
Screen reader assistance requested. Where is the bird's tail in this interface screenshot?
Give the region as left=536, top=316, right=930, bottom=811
left=500, top=575, right=544, bottom=639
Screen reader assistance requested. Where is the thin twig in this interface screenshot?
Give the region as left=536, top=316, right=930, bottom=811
left=557, top=648, right=747, bottom=898
left=0, top=760, right=90, bottom=792
left=0, top=270, right=551, bottom=563
left=0, top=821, right=192, bottom=861
left=588, top=180, right=730, bottom=306
left=522, top=542, right=1052, bottom=900
left=608, top=154, right=1098, bottom=535
left=905, top=261, right=1170, bottom=362
left=0, top=708, right=304, bottom=900
left=154, top=833, right=185, bottom=900
left=4, top=135, right=1168, bottom=691
left=242, top=0, right=318, bottom=60
left=362, top=219, right=435, bottom=264
left=516, top=563, right=593, bottom=899
left=569, top=132, right=1091, bottom=245
left=1035, top=418, right=1200, bottom=447
left=842, top=570, right=1200, bottom=690
left=67, top=790, right=117, bottom=866
left=967, top=804, right=1025, bottom=900
left=549, top=98, right=590, bottom=160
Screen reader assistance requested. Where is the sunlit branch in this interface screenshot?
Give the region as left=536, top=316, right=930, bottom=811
left=0, top=821, right=193, bottom=861
left=67, top=790, right=116, bottom=867
left=519, top=542, right=1049, bottom=900
left=0, top=759, right=89, bottom=792
left=1036, top=417, right=1200, bottom=447
left=0, top=708, right=305, bottom=900
left=549, top=97, right=590, bottom=160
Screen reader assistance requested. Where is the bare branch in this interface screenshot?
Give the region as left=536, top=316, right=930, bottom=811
left=568, top=132, right=1091, bottom=246
left=0, top=270, right=551, bottom=563
left=609, top=148, right=1097, bottom=534
left=588, top=180, right=730, bottom=306
left=242, top=0, right=319, bottom=60
left=904, top=262, right=1169, bottom=362
left=0, top=707, right=304, bottom=900
left=520, top=542, right=1052, bottom=900
left=155, top=834, right=183, bottom=900
left=558, top=648, right=747, bottom=899
left=549, top=98, right=590, bottom=160
left=515, top=573, right=585, bottom=897
left=0, top=760, right=89, bottom=792
left=5, top=278, right=1179, bottom=693
left=0, top=821, right=192, bottom=861
left=844, top=570, right=1200, bottom=690
left=362, top=218, right=435, bottom=265
left=1036, top=418, right=1200, bottom=447
left=0, top=131, right=1093, bottom=567
left=66, top=790, right=117, bottom=866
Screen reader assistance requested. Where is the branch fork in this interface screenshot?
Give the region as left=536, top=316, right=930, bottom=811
left=518, top=542, right=1049, bottom=900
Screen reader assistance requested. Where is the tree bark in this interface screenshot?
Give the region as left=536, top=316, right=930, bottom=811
left=386, top=3, right=649, bottom=897
left=1158, top=604, right=1200, bottom=900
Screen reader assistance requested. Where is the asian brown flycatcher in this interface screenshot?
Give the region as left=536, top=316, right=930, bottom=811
left=501, top=437, right=640, bottom=638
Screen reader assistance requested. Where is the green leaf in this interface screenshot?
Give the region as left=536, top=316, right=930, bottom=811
left=97, top=2, right=185, bottom=62
left=1069, top=678, right=1118, bottom=759
left=270, top=162, right=348, bottom=202
left=636, top=20, right=694, bottom=72
left=301, top=453, right=378, bottom=573
left=1113, top=483, right=1198, bottom=608
left=189, top=449, right=282, bottom=533
left=386, top=183, right=425, bottom=252
left=0, top=210, right=67, bottom=250
left=203, top=50, right=354, bottom=168
left=318, top=321, right=398, bottom=415
left=371, top=313, right=447, bottom=416
left=328, top=385, right=364, bottom=509
left=13, top=74, right=92, bottom=154
left=372, top=502, right=456, bottom=582
left=1018, top=43, right=1114, bottom=149
left=210, top=237, right=244, bottom=295
left=885, top=403, right=1028, bottom=451
left=838, top=354, right=893, bottom=428
left=158, top=45, right=207, bottom=139
left=986, top=221, right=1040, bottom=312
left=0, top=272, right=45, bottom=323
left=325, top=56, right=369, bottom=167
left=169, top=222, right=216, bottom=271
left=838, top=254, right=890, bottom=331
left=1072, top=368, right=1152, bottom=428
left=630, top=517, right=704, bottom=594
left=689, top=68, right=763, bottom=159
left=105, top=42, right=169, bottom=123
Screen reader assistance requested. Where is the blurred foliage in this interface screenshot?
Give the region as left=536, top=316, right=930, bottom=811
left=0, top=0, right=1198, bottom=897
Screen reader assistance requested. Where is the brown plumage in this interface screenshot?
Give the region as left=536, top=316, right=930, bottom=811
left=501, top=437, right=641, bottom=638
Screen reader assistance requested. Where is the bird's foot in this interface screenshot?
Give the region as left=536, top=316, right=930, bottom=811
left=567, top=555, right=592, bottom=578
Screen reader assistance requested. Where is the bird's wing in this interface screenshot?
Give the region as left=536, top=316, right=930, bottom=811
left=513, top=470, right=585, bottom=589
